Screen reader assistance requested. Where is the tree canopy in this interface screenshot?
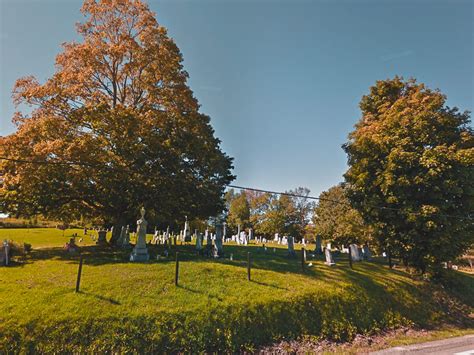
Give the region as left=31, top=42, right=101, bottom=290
left=225, top=190, right=251, bottom=230
left=225, top=187, right=314, bottom=239
left=343, top=77, right=474, bottom=272
left=0, top=0, right=234, bottom=239
left=312, top=184, right=371, bottom=247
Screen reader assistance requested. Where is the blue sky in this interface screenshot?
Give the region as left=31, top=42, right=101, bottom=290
left=1, top=0, right=472, bottom=198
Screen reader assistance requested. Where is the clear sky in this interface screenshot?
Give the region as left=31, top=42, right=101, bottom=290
left=1, top=0, right=472, bottom=198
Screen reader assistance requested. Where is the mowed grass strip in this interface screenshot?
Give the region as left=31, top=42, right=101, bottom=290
left=1, top=228, right=472, bottom=352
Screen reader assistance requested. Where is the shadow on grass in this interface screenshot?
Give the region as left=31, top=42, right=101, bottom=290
left=176, top=284, right=224, bottom=302
left=16, top=242, right=474, bottom=332
left=78, top=291, right=121, bottom=305
left=23, top=243, right=474, bottom=322
left=23, top=243, right=422, bottom=286
left=250, top=279, right=288, bottom=290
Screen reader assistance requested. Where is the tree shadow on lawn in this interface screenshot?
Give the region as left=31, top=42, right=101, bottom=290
left=25, top=244, right=415, bottom=284
left=176, top=284, right=224, bottom=302
left=21, top=244, right=474, bottom=329
left=24, top=244, right=474, bottom=310
left=78, top=290, right=121, bottom=305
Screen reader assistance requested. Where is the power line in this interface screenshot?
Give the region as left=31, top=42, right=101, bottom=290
left=1, top=156, right=473, bottom=221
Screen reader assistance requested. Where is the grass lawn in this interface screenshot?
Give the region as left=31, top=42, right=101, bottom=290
left=1, top=228, right=473, bottom=352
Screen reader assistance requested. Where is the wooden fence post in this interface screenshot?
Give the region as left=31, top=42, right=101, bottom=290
left=348, top=247, right=353, bottom=269
left=75, top=255, right=83, bottom=293
left=247, top=252, right=251, bottom=281
left=175, top=252, right=180, bottom=286
left=301, top=247, right=305, bottom=272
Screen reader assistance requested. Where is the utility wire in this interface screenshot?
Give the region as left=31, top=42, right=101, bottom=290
left=1, top=156, right=473, bottom=221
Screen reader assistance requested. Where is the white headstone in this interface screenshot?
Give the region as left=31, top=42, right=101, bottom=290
left=325, top=247, right=335, bottom=266
left=130, top=207, right=150, bottom=261
left=287, top=236, right=296, bottom=257
left=349, top=244, right=362, bottom=262
left=196, top=232, right=203, bottom=251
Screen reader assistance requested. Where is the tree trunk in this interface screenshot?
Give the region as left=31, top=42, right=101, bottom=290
left=109, top=216, right=128, bottom=245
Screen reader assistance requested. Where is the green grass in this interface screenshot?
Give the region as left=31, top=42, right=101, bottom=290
left=0, top=228, right=90, bottom=248
left=0, top=228, right=472, bottom=352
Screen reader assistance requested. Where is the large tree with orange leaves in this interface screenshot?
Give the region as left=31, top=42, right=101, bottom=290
left=0, top=0, right=234, bottom=241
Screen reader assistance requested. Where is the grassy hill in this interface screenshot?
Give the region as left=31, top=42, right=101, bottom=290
left=0, top=228, right=472, bottom=352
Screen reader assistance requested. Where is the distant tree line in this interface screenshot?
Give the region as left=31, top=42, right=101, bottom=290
left=224, top=187, right=315, bottom=241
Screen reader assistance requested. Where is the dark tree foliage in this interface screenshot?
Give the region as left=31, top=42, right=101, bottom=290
left=343, top=77, right=474, bottom=272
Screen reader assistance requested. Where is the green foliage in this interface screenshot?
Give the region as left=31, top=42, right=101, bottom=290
left=313, top=184, right=371, bottom=246
left=225, top=190, right=251, bottom=230
left=225, top=188, right=314, bottom=240
left=343, top=77, right=474, bottom=272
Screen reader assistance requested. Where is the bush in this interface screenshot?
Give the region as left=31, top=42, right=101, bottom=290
left=0, top=240, right=26, bottom=265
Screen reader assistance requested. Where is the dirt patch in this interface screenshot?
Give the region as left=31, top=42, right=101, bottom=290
left=257, top=327, right=471, bottom=354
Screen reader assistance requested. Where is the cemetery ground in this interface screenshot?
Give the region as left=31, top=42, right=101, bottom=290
left=0, top=229, right=473, bottom=353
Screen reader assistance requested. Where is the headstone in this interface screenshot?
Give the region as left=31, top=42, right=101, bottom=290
left=205, top=229, right=211, bottom=245
left=215, top=222, right=224, bottom=257
left=362, top=243, right=372, bottom=261
left=325, top=247, right=335, bottom=266
left=116, top=226, right=125, bottom=246
left=196, top=232, right=203, bottom=251
left=97, top=229, right=107, bottom=245
left=249, top=228, right=254, bottom=241
left=65, top=237, right=79, bottom=253
left=287, top=236, right=296, bottom=257
left=184, top=216, right=192, bottom=243
left=122, top=225, right=130, bottom=247
left=314, top=235, right=323, bottom=254
left=349, top=244, right=362, bottom=262
left=240, top=231, right=248, bottom=245
left=1, top=240, right=10, bottom=266
left=152, top=229, right=159, bottom=244
left=130, top=207, right=150, bottom=261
